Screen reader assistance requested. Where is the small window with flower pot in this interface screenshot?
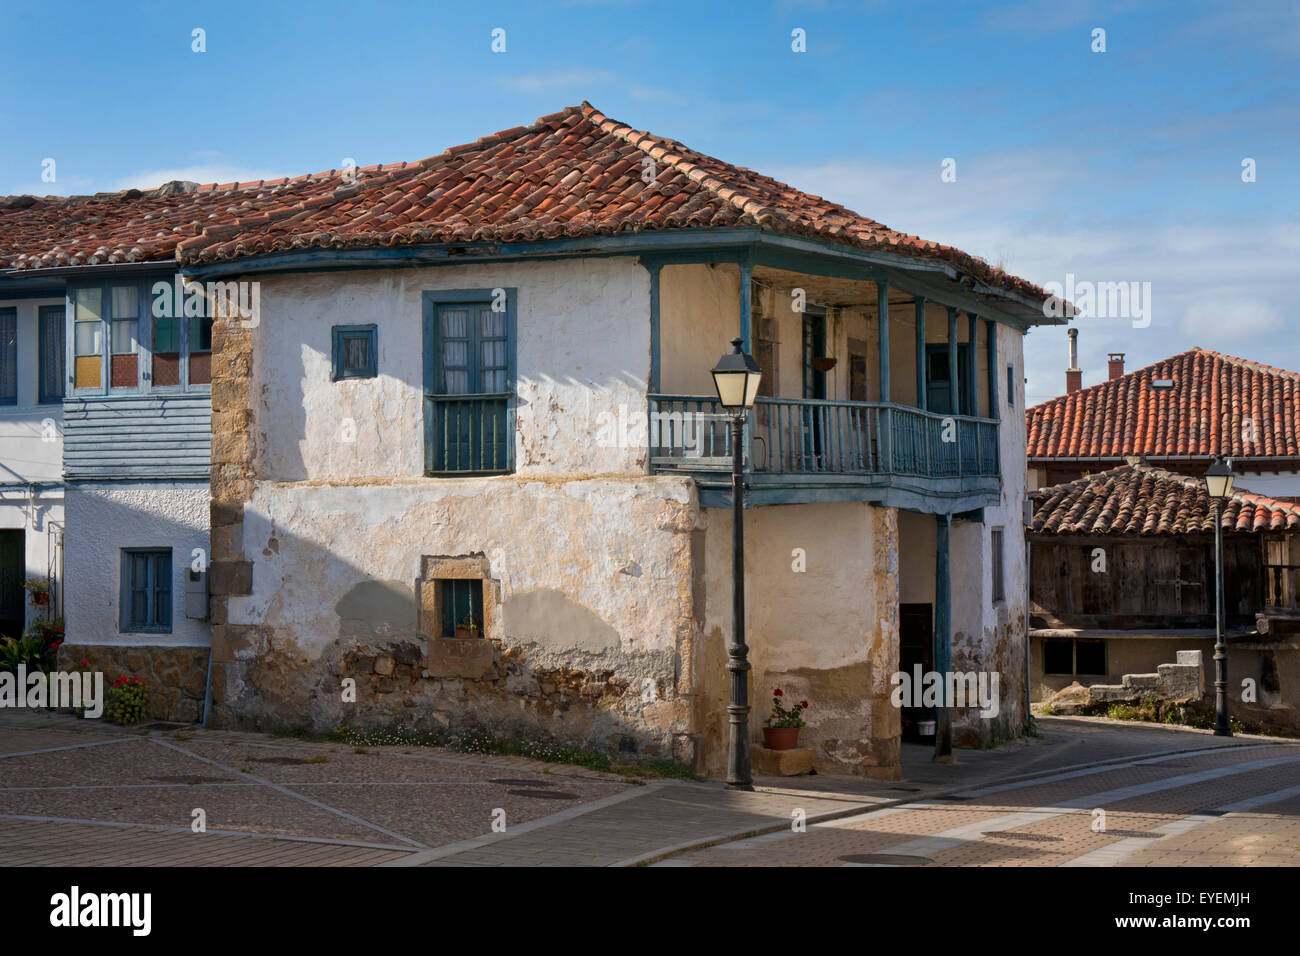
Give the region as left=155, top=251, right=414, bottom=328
left=418, top=554, right=499, bottom=644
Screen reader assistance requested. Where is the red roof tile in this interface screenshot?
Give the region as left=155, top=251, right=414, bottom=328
left=1026, top=348, right=1300, bottom=461
left=0, top=103, right=1050, bottom=301
left=1030, top=463, right=1300, bottom=535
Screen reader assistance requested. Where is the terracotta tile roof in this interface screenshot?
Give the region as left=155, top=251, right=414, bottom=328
left=1026, top=348, right=1300, bottom=461
left=1030, top=463, right=1300, bottom=535
left=0, top=103, right=1050, bottom=301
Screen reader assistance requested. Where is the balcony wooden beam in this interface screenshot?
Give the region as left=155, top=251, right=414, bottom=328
left=915, top=296, right=927, bottom=411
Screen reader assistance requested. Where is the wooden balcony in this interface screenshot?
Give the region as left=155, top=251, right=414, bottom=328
left=649, top=395, right=1001, bottom=512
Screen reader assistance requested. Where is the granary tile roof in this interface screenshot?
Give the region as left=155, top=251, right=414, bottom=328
left=1030, top=463, right=1300, bottom=535
left=0, top=103, right=1051, bottom=302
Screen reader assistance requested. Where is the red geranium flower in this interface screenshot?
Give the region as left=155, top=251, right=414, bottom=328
left=773, top=688, right=783, bottom=697
left=800, top=700, right=809, bottom=709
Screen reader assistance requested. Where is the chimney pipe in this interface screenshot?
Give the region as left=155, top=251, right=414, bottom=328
left=1108, top=353, right=1125, bottom=381
left=1066, top=328, right=1082, bottom=394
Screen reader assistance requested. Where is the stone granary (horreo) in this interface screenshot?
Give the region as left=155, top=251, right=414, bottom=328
left=0, top=103, right=1065, bottom=777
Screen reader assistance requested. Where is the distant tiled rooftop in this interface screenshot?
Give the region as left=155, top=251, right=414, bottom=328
left=1027, top=348, right=1300, bottom=461
left=1030, top=463, right=1300, bottom=535
left=0, top=103, right=1050, bottom=301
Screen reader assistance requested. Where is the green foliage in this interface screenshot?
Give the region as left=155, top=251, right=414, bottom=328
left=105, top=676, right=148, bottom=725
left=0, top=634, right=49, bottom=672
left=306, top=724, right=698, bottom=780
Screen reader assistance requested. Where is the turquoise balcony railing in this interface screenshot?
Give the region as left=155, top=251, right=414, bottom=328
left=649, top=395, right=999, bottom=479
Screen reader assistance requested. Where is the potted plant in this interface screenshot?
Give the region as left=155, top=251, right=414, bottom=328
left=23, top=577, right=52, bottom=607
left=454, top=614, right=481, bottom=639
left=762, top=688, right=809, bottom=750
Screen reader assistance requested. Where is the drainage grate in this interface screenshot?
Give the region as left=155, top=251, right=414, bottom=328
left=982, top=831, right=1062, bottom=842
left=1101, top=829, right=1164, bottom=839
left=506, top=789, right=578, bottom=800
left=840, top=854, right=932, bottom=866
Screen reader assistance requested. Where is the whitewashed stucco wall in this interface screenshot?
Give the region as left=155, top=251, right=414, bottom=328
left=64, top=482, right=211, bottom=647
left=249, top=257, right=650, bottom=481
left=0, top=295, right=67, bottom=632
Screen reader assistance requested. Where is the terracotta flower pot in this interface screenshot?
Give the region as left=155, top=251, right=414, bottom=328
left=31, top=593, right=49, bottom=606
left=763, top=726, right=801, bottom=750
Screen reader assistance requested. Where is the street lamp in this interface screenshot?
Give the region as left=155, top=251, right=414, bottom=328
left=711, top=337, right=762, bottom=788
left=1204, top=456, right=1235, bottom=737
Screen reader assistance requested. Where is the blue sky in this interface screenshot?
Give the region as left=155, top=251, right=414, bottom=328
left=2, top=0, right=1296, bottom=404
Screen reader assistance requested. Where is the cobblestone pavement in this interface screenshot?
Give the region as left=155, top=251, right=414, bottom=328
left=654, top=743, right=1300, bottom=867
left=4, top=710, right=1297, bottom=867
left=0, top=712, right=633, bottom=866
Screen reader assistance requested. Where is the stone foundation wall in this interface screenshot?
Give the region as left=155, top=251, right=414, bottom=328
left=56, top=643, right=209, bottom=722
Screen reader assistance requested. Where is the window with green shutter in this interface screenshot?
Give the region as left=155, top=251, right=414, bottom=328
left=422, top=289, right=515, bottom=474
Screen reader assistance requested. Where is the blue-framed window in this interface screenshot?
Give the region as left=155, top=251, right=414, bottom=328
left=0, top=308, right=15, bottom=406
left=331, top=324, right=378, bottom=380
left=422, top=289, right=516, bottom=475
left=120, top=548, right=172, bottom=633
left=38, top=305, right=65, bottom=404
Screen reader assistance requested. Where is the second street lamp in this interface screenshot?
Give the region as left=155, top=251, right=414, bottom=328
left=711, top=337, right=762, bottom=789
left=1204, top=456, right=1235, bottom=737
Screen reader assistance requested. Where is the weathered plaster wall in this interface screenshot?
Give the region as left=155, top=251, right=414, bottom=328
left=658, top=263, right=740, bottom=396
left=213, top=475, right=704, bottom=762
left=250, top=257, right=650, bottom=481
left=63, top=481, right=211, bottom=647
left=698, top=501, right=901, bottom=778
left=949, top=321, right=1028, bottom=744
left=208, top=257, right=719, bottom=765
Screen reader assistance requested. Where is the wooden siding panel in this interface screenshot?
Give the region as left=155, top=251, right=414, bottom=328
left=63, top=394, right=211, bottom=480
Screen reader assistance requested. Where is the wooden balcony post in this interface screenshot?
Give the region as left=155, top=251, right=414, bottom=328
left=985, top=318, right=998, bottom=419
left=934, top=512, right=954, bottom=762
left=946, top=307, right=959, bottom=416
left=915, top=296, right=927, bottom=411
left=877, top=280, right=890, bottom=402
left=648, top=262, right=662, bottom=393
left=967, top=312, right=979, bottom=416
left=877, top=281, right=890, bottom=469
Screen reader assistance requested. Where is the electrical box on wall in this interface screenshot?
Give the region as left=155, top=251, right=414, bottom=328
left=185, top=568, right=209, bottom=621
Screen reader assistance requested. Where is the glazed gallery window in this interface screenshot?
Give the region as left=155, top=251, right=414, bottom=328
left=422, top=289, right=516, bottom=475
left=0, top=308, right=15, bottom=406
left=120, top=548, right=172, bottom=633
left=72, top=279, right=213, bottom=394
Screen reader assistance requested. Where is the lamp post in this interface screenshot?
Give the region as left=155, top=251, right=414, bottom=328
left=711, top=337, right=763, bottom=789
left=1204, top=456, right=1235, bottom=737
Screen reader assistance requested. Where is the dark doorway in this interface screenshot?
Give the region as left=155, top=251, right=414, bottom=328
left=925, top=343, right=971, bottom=415
left=0, top=531, right=23, bottom=639
left=899, top=602, right=935, bottom=741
